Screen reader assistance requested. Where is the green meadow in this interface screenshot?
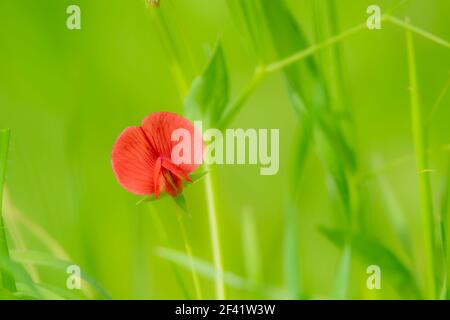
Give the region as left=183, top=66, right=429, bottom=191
left=0, top=0, right=449, bottom=299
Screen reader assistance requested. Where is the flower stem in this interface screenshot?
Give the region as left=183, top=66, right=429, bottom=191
left=204, top=165, right=225, bottom=299
left=150, top=208, right=191, bottom=299
left=0, top=129, right=16, bottom=292
left=175, top=210, right=202, bottom=299
left=406, top=25, right=437, bottom=299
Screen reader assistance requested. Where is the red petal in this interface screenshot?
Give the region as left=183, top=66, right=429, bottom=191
left=111, top=126, right=159, bottom=195
left=153, top=157, right=162, bottom=198
left=141, top=112, right=203, bottom=174
left=112, top=112, right=203, bottom=197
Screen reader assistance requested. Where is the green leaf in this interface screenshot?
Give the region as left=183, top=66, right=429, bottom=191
left=261, top=0, right=355, bottom=297
left=156, top=247, right=285, bottom=298
left=0, top=252, right=39, bottom=297
left=184, top=41, right=229, bottom=127
left=226, top=0, right=269, bottom=62
left=10, top=250, right=112, bottom=300
left=331, top=244, right=351, bottom=299
left=173, top=194, right=188, bottom=215
left=319, top=227, right=422, bottom=298
left=15, top=282, right=82, bottom=300
left=288, top=108, right=313, bottom=195
left=33, top=283, right=83, bottom=300
left=261, top=0, right=322, bottom=111
left=375, top=174, right=412, bottom=257
left=406, top=24, right=436, bottom=299
left=0, top=128, right=17, bottom=292
left=188, top=170, right=209, bottom=183
left=439, top=157, right=450, bottom=299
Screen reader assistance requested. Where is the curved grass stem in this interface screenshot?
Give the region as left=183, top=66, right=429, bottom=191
left=204, top=165, right=225, bottom=299
left=221, top=17, right=387, bottom=127
left=222, top=14, right=449, bottom=127
left=150, top=208, right=191, bottom=299
left=175, top=211, right=203, bottom=299
left=389, top=15, right=450, bottom=49
left=406, top=25, right=437, bottom=299
left=220, top=67, right=266, bottom=129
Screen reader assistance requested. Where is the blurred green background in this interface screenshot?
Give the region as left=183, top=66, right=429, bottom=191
left=0, top=0, right=449, bottom=299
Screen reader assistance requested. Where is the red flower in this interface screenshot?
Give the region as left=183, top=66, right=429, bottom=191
left=111, top=112, right=203, bottom=198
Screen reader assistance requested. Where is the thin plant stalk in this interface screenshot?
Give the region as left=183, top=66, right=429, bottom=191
left=222, top=15, right=449, bottom=128
left=219, top=66, right=266, bottom=129
left=0, top=129, right=16, bottom=292
left=150, top=208, right=191, bottom=299
left=389, top=16, right=450, bottom=49
left=264, top=17, right=388, bottom=74
left=149, top=5, right=195, bottom=99
left=204, top=164, right=225, bottom=299
left=221, top=16, right=388, bottom=128
left=443, top=156, right=450, bottom=299
left=428, top=75, right=450, bottom=125
left=406, top=25, right=437, bottom=299
left=175, top=210, right=203, bottom=299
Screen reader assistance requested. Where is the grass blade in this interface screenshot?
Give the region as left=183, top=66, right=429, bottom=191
left=203, top=165, right=225, bottom=299
left=0, top=129, right=16, bottom=292
left=16, top=282, right=82, bottom=300
left=173, top=194, right=188, bottom=215
left=331, top=244, right=351, bottom=299
left=148, top=209, right=191, bottom=299
left=376, top=175, right=412, bottom=257
left=156, top=247, right=284, bottom=298
left=241, top=207, right=261, bottom=287
left=284, top=113, right=313, bottom=300
left=439, top=156, right=450, bottom=299
left=283, top=203, right=301, bottom=299
left=184, top=41, right=229, bottom=127
left=428, top=75, right=450, bottom=125
left=319, top=227, right=421, bottom=298
left=406, top=21, right=437, bottom=299
left=10, top=250, right=112, bottom=300
left=0, top=253, right=39, bottom=298
left=226, top=0, right=268, bottom=62
left=175, top=209, right=203, bottom=299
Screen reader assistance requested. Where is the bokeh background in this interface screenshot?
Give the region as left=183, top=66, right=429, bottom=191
left=0, top=0, right=449, bottom=299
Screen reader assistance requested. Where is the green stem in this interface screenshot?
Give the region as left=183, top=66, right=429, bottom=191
left=150, top=208, right=191, bottom=299
left=428, top=75, right=450, bottom=125
left=204, top=165, right=225, bottom=299
left=221, top=14, right=449, bottom=128
left=0, top=129, right=16, bottom=292
left=406, top=25, right=437, bottom=299
left=219, top=66, right=266, bottom=129
left=150, top=6, right=190, bottom=99
left=175, top=211, right=203, bottom=299
left=389, top=15, right=450, bottom=49
left=265, top=17, right=386, bottom=74
left=221, top=17, right=388, bottom=127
